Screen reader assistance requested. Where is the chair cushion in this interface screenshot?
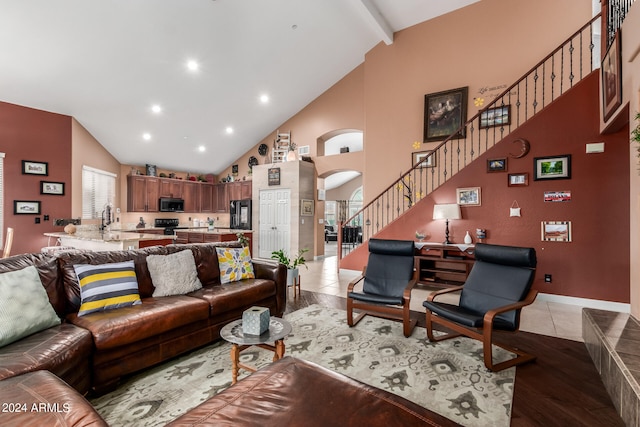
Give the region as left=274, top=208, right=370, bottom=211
left=423, top=301, right=518, bottom=331
left=362, top=239, right=415, bottom=299
left=348, top=291, right=403, bottom=306
left=474, top=243, right=536, bottom=268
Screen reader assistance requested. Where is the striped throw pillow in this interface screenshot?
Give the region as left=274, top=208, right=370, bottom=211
left=73, top=261, right=142, bottom=316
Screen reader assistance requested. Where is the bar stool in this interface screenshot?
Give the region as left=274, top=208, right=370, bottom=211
left=2, top=227, right=14, bottom=258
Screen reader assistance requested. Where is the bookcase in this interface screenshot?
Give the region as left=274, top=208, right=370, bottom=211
left=414, top=243, right=475, bottom=286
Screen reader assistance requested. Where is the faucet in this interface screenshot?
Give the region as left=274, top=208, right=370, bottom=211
left=100, top=205, right=112, bottom=232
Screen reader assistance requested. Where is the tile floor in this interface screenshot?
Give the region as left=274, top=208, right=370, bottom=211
left=299, top=244, right=585, bottom=342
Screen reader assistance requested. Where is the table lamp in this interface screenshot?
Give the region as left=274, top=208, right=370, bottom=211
left=432, top=204, right=461, bottom=244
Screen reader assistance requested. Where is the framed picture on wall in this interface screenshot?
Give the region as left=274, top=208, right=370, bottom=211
left=424, top=87, right=468, bottom=142
left=14, top=200, right=41, bottom=214
left=487, top=157, right=507, bottom=172
left=412, top=150, right=436, bottom=168
left=480, top=105, right=511, bottom=129
left=541, top=221, right=572, bottom=242
left=22, top=160, right=48, bottom=176
left=508, top=173, right=529, bottom=187
left=301, top=199, right=314, bottom=216
left=456, top=187, right=481, bottom=206
left=534, top=155, right=571, bottom=180
left=601, top=31, right=622, bottom=122
left=40, top=181, right=65, bottom=195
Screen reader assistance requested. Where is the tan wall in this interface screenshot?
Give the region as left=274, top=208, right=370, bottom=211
left=326, top=175, right=363, bottom=201
left=71, top=119, right=121, bottom=221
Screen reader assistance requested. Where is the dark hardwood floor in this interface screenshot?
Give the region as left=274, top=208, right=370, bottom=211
left=285, top=290, right=624, bottom=427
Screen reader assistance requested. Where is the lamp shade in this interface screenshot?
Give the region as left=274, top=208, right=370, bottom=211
left=433, top=203, right=461, bottom=220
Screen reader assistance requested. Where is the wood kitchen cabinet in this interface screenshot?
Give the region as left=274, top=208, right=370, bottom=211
left=182, top=181, right=200, bottom=212
left=127, top=175, right=159, bottom=212
left=214, top=183, right=228, bottom=213
left=158, top=178, right=183, bottom=199
left=200, top=183, right=214, bottom=213
left=227, top=181, right=252, bottom=201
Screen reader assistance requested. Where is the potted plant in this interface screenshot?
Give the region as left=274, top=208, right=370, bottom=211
left=235, top=232, right=249, bottom=247
left=271, top=248, right=308, bottom=286
left=632, top=112, right=640, bottom=160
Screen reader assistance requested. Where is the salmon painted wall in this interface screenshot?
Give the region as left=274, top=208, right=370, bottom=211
left=362, top=0, right=593, bottom=202
left=343, top=72, right=631, bottom=303
left=0, top=101, right=72, bottom=255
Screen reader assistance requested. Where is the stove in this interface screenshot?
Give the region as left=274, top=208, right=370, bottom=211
left=154, top=218, right=181, bottom=235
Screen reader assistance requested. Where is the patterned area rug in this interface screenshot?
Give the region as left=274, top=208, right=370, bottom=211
left=90, top=305, right=516, bottom=426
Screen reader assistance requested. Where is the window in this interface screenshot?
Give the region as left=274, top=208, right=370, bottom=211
left=348, top=187, right=363, bottom=226
left=0, top=153, right=4, bottom=247
left=82, top=166, right=116, bottom=219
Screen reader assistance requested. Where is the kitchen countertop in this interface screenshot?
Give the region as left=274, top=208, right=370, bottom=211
left=175, top=229, right=252, bottom=234
left=44, top=231, right=176, bottom=243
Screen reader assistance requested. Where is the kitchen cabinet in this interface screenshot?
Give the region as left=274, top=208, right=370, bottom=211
left=127, top=176, right=159, bottom=212
left=200, top=183, right=214, bottom=213
left=227, top=181, right=252, bottom=201
left=183, top=181, right=200, bottom=212
left=214, top=183, right=228, bottom=213
left=159, top=178, right=183, bottom=199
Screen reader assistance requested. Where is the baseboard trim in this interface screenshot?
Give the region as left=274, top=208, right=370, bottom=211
left=537, top=293, right=630, bottom=313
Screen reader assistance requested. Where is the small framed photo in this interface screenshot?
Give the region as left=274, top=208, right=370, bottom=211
left=480, top=105, right=511, bottom=129
left=146, top=164, right=157, bottom=177
left=534, top=155, right=571, bottom=180
left=412, top=150, right=436, bottom=168
left=22, top=160, right=48, bottom=176
left=456, top=187, right=481, bottom=206
left=301, top=199, right=314, bottom=216
left=601, top=31, right=622, bottom=122
left=508, top=173, right=529, bottom=187
left=268, top=167, right=281, bottom=186
left=487, top=157, right=507, bottom=172
left=541, top=221, right=572, bottom=242
left=40, top=181, right=65, bottom=195
left=14, top=200, right=41, bottom=215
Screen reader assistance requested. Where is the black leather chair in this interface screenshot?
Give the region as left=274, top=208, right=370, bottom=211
left=347, top=239, right=417, bottom=337
left=423, top=243, right=537, bottom=371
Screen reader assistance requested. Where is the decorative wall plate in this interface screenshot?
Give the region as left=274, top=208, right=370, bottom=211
left=258, top=144, right=268, bottom=156
left=248, top=156, right=259, bottom=168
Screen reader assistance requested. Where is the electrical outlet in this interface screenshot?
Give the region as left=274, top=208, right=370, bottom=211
left=544, top=274, right=552, bottom=283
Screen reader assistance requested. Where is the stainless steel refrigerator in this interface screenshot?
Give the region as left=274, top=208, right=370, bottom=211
left=230, top=199, right=252, bottom=230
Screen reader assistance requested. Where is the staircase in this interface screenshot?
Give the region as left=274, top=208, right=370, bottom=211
left=338, top=13, right=604, bottom=263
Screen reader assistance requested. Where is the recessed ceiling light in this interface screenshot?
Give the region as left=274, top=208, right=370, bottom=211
left=225, top=127, right=234, bottom=134
left=186, top=60, right=199, bottom=72
left=151, top=105, right=162, bottom=114
left=260, top=94, right=269, bottom=104
left=198, top=145, right=206, bottom=152
left=142, top=133, right=152, bottom=141
left=292, top=24, right=298, bottom=30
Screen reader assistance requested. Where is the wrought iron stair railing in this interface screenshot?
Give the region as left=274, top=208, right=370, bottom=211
left=338, top=13, right=603, bottom=262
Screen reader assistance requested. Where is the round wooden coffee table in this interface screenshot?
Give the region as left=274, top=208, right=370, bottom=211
left=220, top=316, right=292, bottom=384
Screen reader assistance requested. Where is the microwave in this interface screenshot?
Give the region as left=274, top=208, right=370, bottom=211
left=159, top=197, right=184, bottom=212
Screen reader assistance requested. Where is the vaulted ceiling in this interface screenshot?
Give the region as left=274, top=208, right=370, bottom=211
left=0, top=0, right=479, bottom=175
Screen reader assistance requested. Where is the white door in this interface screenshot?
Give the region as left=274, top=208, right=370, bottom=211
left=259, top=189, right=290, bottom=258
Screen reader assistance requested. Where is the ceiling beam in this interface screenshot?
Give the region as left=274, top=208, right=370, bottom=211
left=355, top=0, right=394, bottom=45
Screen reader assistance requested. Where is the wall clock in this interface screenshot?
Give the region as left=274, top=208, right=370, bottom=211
left=248, top=156, right=259, bottom=168
left=258, top=143, right=268, bottom=156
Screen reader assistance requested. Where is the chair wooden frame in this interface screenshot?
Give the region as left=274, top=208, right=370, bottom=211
left=347, top=266, right=418, bottom=337
left=425, top=285, right=538, bottom=371
left=2, top=227, right=13, bottom=259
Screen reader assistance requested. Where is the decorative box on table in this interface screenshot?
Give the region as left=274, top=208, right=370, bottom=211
left=242, top=306, right=270, bottom=336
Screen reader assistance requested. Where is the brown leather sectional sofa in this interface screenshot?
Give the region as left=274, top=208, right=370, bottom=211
left=0, top=242, right=286, bottom=395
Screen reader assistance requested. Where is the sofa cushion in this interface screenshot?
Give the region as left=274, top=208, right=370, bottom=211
left=74, top=261, right=142, bottom=316
left=148, top=249, right=203, bottom=297
left=0, top=266, right=61, bottom=348
left=188, top=278, right=275, bottom=314
left=0, top=370, right=108, bottom=427
left=0, top=323, right=93, bottom=394
left=67, top=295, right=211, bottom=350
left=216, top=246, right=255, bottom=284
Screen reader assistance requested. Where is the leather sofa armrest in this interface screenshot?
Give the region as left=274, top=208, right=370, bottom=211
left=252, top=259, right=287, bottom=316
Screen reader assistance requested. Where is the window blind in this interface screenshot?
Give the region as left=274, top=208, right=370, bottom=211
left=82, top=165, right=116, bottom=219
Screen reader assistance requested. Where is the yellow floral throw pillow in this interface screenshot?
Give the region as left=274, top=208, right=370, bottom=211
left=216, top=247, right=255, bottom=284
